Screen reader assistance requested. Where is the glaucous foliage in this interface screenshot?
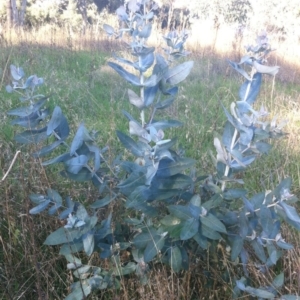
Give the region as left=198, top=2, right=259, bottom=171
left=6, top=1, right=300, bottom=299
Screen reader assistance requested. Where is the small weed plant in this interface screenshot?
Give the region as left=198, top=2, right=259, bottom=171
left=4, top=1, right=300, bottom=299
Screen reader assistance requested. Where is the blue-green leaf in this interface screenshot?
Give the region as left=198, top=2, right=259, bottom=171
left=253, top=61, right=279, bottom=76
left=29, top=194, right=46, bottom=204
left=14, top=127, right=48, bottom=144
left=236, top=101, right=257, bottom=114
left=133, top=232, right=152, bottom=249
left=239, top=72, right=262, bottom=104
left=42, top=152, right=72, bottom=166
left=250, top=192, right=265, bottom=209
left=153, top=54, right=168, bottom=75
left=255, top=141, right=272, bottom=154
left=156, top=158, right=195, bottom=178
left=276, top=240, right=294, bottom=250
left=239, top=210, right=248, bottom=238
left=24, top=75, right=43, bottom=88
left=165, top=61, right=194, bottom=85
left=139, top=51, right=154, bottom=72
left=239, top=127, right=254, bottom=145
left=144, top=84, right=158, bottom=107
left=47, top=106, right=63, bottom=135
left=10, top=108, right=50, bottom=128
left=8, top=96, right=48, bottom=117
left=64, top=155, right=89, bottom=174
left=163, top=86, right=178, bottom=96
left=280, top=295, right=300, bottom=300
left=160, top=215, right=181, bottom=226
left=260, top=205, right=273, bottom=235
left=113, top=54, right=135, bottom=68
left=44, top=227, right=80, bottom=245
left=274, top=177, right=292, bottom=197
left=29, top=199, right=51, bottom=214
left=90, top=195, right=113, bottom=209
left=47, top=188, right=62, bottom=204
left=154, top=174, right=193, bottom=190
left=201, top=224, right=222, bottom=240
left=83, top=232, right=95, bottom=256
left=118, top=172, right=146, bottom=196
left=70, top=124, right=94, bottom=156
left=155, top=97, right=176, bottom=110
left=10, top=64, right=24, bottom=80
left=279, top=201, right=300, bottom=223
left=272, top=272, right=284, bottom=289
left=108, top=62, right=140, bottom=86
left=236, top=279, right=246, bottom=291
left=168, top=205, right=192, bottom=220
left=150, top=120, right=182, bottom=130
left=227, top=60, right=251, bottom=80
left=222, top=121, right=235, bottom=149
left=144, top=234, right=165, bottom=262
left=32, top=140, right=64, bottom=157
left=231, top=155, right=256, bottom=170
left=65, top=283, right=91, bottom=300
left=116, top=131, right=144, bottom=157
left=48, top=204, right=61, bottom=215
left=60, top=167, right=92, bottom=182
left=54, top=113, right=69, bottom=139
left=223, top=189, right=247, bottom=200
left=59, top=197, right=75, bottom=220
left=138, top=23, right=152, bottom=39
left=231, top=236, right=244, bottom=261
left=244, top=286, right=275, bottom=299
left=169, top=246, right=182, bottom=272
left=103, top=23, right=114, bottom=36
left=251, top=240, right=266, bottom=263
left=113, top=262, right=137, bottom=276
left=180, top=218, right=199, bottom=240
left=200, top=214, right=227, bottom=233
left=193, top=232, right=208, bottom=249
left=59, top=242, right=83, bottom=255
left=75, top=204, right=89, bottom=222
left=6, top=85, right=13, bottom=93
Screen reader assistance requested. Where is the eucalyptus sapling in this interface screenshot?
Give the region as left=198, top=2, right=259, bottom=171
left=5, top=4, right=300, bottom=299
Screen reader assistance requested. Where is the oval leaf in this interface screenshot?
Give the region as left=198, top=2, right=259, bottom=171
left=103, top=24, right=114, bottom=36
left=180, top=218, right=199, bottom=240
left=90, top=195, right=113, bottom=209
left=253, top=61, right=279, bottom=76
left=165, top=61, right=194, bottom=85
left=144, top=235, right=165, bottom=262
left=200, top=213, right=227, bottom=234
left=47, top=106, right=63, bottom=135
left=29, top=199, right=51, bottom=214
left=108, top=62, right=140, bottom=86
left=83, top=232, right=95, bottom=256
left=169, top=246, right=182, bottom=272
left=65, top=155, right=89, bottom=174
left=116, top=130, right=144, bottom=157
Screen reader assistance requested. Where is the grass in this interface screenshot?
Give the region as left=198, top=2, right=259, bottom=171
left=1, top=25, right=300, bottom=299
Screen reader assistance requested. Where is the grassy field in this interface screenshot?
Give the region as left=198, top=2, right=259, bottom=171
left=1, top=27, right=300, bottom=299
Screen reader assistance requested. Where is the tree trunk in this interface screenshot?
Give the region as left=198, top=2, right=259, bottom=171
left=78, top=0, right=88, bottom=34
left=11, top=0, right=18, bottom=26
left=19, top=0, right=27, bottom=27
left=6, top=0, right=13, bottom=30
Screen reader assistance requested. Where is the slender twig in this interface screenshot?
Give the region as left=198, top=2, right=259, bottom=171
left=1, top=150, right=21, bottom=182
